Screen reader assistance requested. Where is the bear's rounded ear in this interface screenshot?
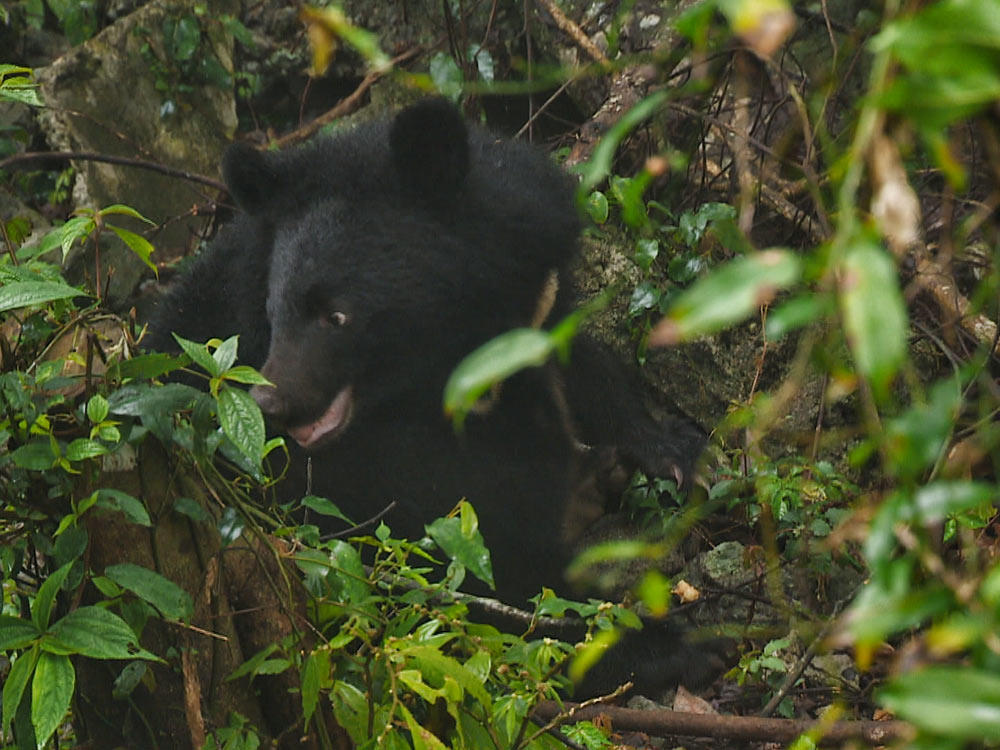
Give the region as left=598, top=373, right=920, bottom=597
left=222, top=142, right=277, bottom=214
left=390, top=98, right=470, bottom=196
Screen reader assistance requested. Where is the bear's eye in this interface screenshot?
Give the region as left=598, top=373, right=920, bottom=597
left=321, top=310, right=349, bottom=328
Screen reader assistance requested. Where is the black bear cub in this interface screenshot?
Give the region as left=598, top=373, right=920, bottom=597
left=147, top=98, right=709, bottom=695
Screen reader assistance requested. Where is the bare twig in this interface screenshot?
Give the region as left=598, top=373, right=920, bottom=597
left=272, top=46, right=423, bottom=150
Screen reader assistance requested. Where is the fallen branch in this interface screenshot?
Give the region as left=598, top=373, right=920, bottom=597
left=0, top=151, right=226, bottom=193
left=531, top=701, right=913, bottom=746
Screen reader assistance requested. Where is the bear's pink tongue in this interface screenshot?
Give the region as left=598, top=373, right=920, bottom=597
left=288, top=386, right=354, bottom=448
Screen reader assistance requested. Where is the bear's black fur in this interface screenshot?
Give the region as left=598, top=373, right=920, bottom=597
left=146, top=98, right=712, bottom=694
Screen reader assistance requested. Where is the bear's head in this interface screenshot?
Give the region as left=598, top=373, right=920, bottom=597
left=243, top=99, right=579, bottom=449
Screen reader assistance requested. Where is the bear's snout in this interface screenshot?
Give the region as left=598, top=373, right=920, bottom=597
left=250, top=382, right=285, bottom=419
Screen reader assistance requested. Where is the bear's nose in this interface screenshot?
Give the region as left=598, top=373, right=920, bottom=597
left=250, top=383, right=285, bottom=418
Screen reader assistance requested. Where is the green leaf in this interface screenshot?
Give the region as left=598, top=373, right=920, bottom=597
left=173, top=496, right=211, bottom=523
left=95, top=489, right=152, bottom=526
left=651, top=249, right=802, bottom=345
left=59, top=215, right=96, bottom=256
left=880, top=666, right=1000, bottom=740
left=113, top=351, right=187, bottom=379
left=32, top=562, right=74, bottom=631
left=31, top=651, right=74, bottom=748
left=403, top=645, right=492, bottom=710
left=86, top=393, right=110, bottom=424
left=0, top=280, right=85, bottom=313
left=839, top=238, right=907, bottom=396
left=221, top=365, right=272, bottom=386
left=107, top=224, right=156, bottom=273
left=425, top=502, right=494, bottom=590
left=301, top=495, right=353, bottom=524
left=172, top=334, right=221, bottom=376
left=0, top=615, right=41, bottom=651
left=104, top=563, right=194, bottom=621
left=212, top=335, right=240, bottom=372
left=301, top=648, right=331, bottom=727
left=764, top=294, right=832, bottom=339
left=65, top=437, right=107, bottom=462
left=2, top=644, right=38, bottom=736
left=585, top=191, right=609, bottom=224
left=11, top=439, right=56, bottom=470
left=217, top=385, right=265, bottom=467
left=443, top=328, right=554, bottom=422
left=325, top=541, right=371, bottom=605
left=46, top=606, right=160, bottom=661
left=98, top=204, right=155, bottom=224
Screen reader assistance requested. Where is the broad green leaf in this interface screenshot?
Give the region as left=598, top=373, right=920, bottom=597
left=443, top=328, right=553, bottom=422
left=31, top=651, right=74, bottom=748
left=636, top=569, right=672, bottom=617
left=880, top=666, right=1000, bottom=740
left=112, top=662, right=147, bottom=699
left=113, top=351, right=186, bottom=379
left=59, top=215, right=96, bottom=255
left=765, top=294, right=832, bottom=339
left=331, top=681, right=370, bottom=745
left=839, top=238, right=907, bottom=396
left=107, top=224, right=156, bottom=273
left=95, top=489, right=152, bottom=526
left=46, top=606, right=159, bottom=661
left=0, top=615, right=40, bottom=651
left=585, top=191, right=609, bottom=224
left=172, top=334, right=221, bottom=376
left=217, top=385, right=265, bottom=467
left=426, top=502, right=494, bottom=590
left=86, top=393, right=110, bottom=424
left=651, top=249, right=802, bottom=345
left=301, top=648, right=331, bottom=727
left=32, top=562, right=74, bottom=631
left=404, top=646, right=492, bottom=710
left=325, top=540, right=371, bottom=604
left=65, top=437, right=107, bottom=462
left=104, top=563, right=193, bottom=620
left=2, top=644, right=38, bottom=736
left=301, top=495, right=352, bottom=523
left=0, top=280, right=85, bottom=313
left=11, top=439, right=56, bottom=470
left=173, top=496, right=211, bottom=523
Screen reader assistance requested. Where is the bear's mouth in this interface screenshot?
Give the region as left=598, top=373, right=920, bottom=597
left=288, top=385, right=354, bottom=449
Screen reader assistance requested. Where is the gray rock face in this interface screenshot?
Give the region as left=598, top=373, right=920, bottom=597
left=36, top=0, right=238, bottom=307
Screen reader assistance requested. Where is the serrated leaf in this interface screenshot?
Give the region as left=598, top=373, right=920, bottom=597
left=443, top=328, right=554, bottom=422
left=172, top=334, right=221, bottom=376
left=0, top=280, right=85, bottom=313
left=107, top=224, right=156, bottom=273
left=839, top=238, right=907, bottom=396
left=104, top=563, right=193, bottom=621
left=0, top=615, right=41, bottom=651
left=217, top=385, right=265, bottom=466
left=651, top=249, right=802, bottom=345
left=31, top=651, right=74, bottom=748
left=46, top=606, right=159, bottom=661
